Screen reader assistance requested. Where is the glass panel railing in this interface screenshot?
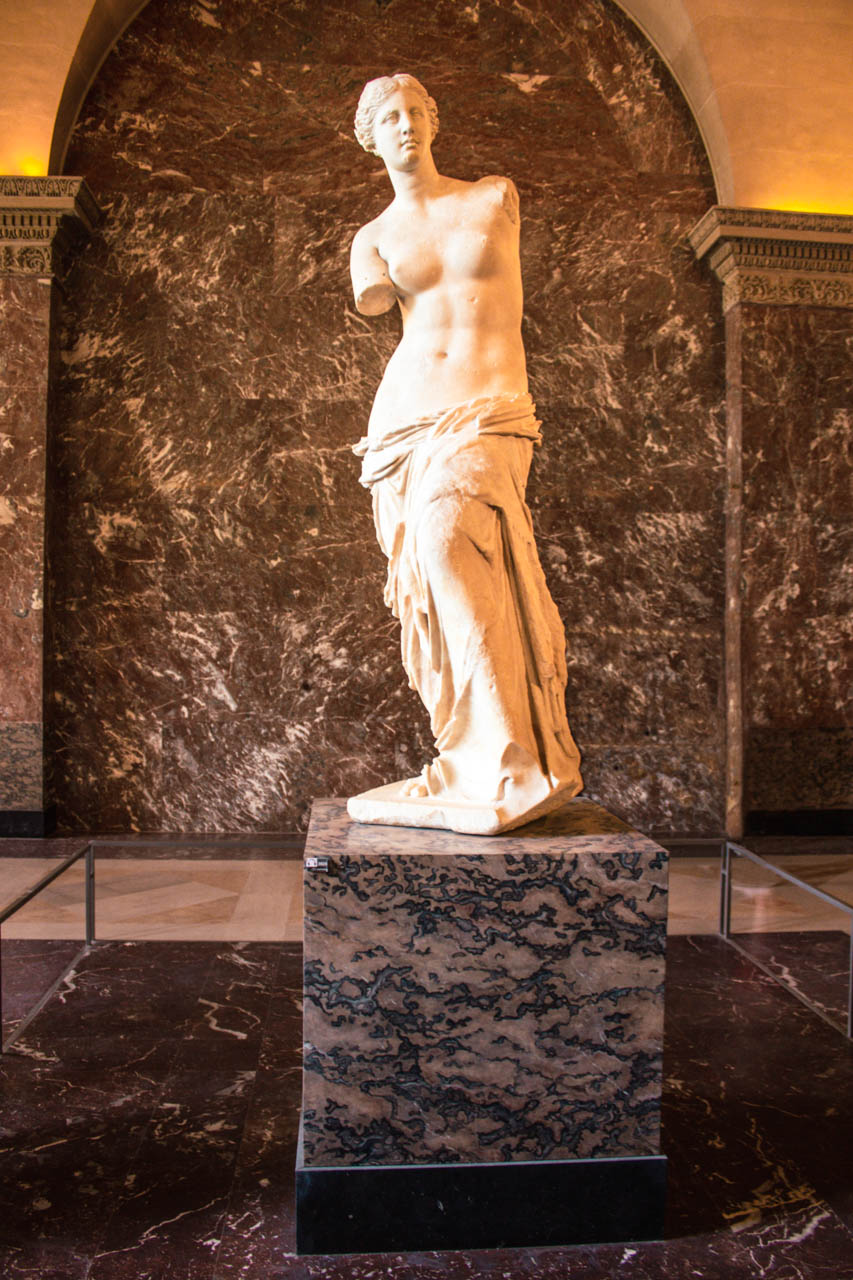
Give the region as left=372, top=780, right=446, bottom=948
left=0, top=846, right=92, bottom=1049
left=721, top=844, right=853, bottom=1037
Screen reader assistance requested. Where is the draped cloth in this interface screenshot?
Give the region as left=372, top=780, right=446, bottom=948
left=353, top=392, right=582, bottom=819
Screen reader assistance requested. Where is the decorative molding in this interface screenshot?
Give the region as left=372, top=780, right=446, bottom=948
left=689, top=206, right=853, bottom=312
left=0, top=176, right=101, bottom=278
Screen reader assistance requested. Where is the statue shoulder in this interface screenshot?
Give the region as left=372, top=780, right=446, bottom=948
left=351, top=210, right=386, bottom=256
left=350, top=213, right=397, bottom=316
left=477, top=174, right=519, bottom=225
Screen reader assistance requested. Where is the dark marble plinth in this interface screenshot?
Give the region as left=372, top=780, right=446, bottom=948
left=296, top=1128, right=666, bottom=1256
left=298, top=797, right=668, bottom=1254
left=0, top=806, right=56, bottom=837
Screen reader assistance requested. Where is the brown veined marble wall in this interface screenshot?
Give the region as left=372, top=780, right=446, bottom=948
left=0, top=275, right=51, bottom=821
left=49, top=0, right=725, bottom=834
left=740, top=304, right=853, bottom=821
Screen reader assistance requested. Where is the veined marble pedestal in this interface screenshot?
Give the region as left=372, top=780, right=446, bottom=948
left=296, top=798, right=668, bottom=1255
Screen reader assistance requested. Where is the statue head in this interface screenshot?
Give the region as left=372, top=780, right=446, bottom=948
left=354, top=73, right=439, bottom=155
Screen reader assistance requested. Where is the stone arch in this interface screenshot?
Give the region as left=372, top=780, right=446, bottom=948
left=50, top=0, right=731, bottom=200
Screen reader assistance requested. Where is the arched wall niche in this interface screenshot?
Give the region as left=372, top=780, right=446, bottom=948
left=48, top=0, right=726, bottom=833
left=50, top=0, right=732, bottom=200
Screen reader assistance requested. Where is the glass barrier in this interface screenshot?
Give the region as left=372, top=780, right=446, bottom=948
left=721, top=844, right=853, bottom=1037
left=0, top=846, right=92, bottom=1049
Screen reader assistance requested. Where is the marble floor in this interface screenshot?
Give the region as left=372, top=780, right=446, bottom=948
left=1, top=832, right=852, bottom=1278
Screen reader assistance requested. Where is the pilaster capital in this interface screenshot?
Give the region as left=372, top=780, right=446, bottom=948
left=689, top=206, right=853, bottom=312
left=0, top=177, right=101, bottom=278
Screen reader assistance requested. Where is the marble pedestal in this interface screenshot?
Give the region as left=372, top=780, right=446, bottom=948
left=297, top=798, right=668, bottom=1255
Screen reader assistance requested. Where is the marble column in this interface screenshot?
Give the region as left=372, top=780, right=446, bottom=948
left=0, top=177, right=98, bottom=835
left=690, top=208, right=853, bottom=837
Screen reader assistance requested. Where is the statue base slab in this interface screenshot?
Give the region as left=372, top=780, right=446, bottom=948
left=297, top=797, right=668, bottom=1255
left=346, top=776, right=582, bottom=835
left=296, top=1125, right=666, bottom=1256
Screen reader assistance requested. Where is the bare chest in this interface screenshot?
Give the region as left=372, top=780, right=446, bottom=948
left=379, top=191, right=513, bottom=298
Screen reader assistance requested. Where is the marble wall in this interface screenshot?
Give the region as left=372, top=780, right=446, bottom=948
left=740, top=305, right=853, bottom=819
left=50, top=0, right=725, bottom=833
left=0, top=275, right=52, bottom=819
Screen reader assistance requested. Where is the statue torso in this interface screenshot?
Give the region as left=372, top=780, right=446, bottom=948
left=364, top=176, right=529, bottom=433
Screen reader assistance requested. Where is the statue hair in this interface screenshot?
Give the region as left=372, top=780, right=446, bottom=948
left=354, top=73, right=439, bottom=154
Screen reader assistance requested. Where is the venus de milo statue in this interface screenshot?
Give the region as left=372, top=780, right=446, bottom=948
left=347, top=73, right=583, bottom=835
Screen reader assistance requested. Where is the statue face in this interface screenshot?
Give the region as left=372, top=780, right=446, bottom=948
left=372, top=87, right=432, bottom=172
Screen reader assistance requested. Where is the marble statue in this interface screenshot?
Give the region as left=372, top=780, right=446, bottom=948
left=347, top=73, right=583, bottom=836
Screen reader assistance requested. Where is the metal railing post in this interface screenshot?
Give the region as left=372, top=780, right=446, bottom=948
left=720, top=842, right=733, bottom=938
left=85, top=843, right=96, bottom=945
left=847, top=920, right=852, bottom=1041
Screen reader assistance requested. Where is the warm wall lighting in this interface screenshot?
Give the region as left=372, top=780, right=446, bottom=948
left=16, top=154, right=48, bottom=177
left=771, top=200, right=853, bottom=217
left=747, top=181, right=853, bottom=218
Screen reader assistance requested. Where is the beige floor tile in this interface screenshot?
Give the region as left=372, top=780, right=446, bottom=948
left=1, top=860, right=88, bottom=939
left=0, top=859, right=303, bottom=943
left=0, top=858, right=70, bottom=915
left=666, top=859, right=721, bottom=935
left=725, top=853, right=853, bottom=934
left=3, top=852, right=850, bottom=944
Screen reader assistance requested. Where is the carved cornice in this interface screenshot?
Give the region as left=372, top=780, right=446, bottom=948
left=689, top=206, right=853, bottom=312
left=0, top=177, right=101, bottom=278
